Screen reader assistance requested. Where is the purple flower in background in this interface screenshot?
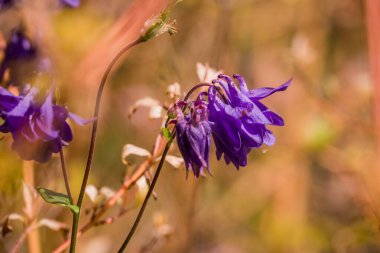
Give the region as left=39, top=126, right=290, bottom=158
left=208, top=74, right=291, bottom=169
left=0, top=30, right=37, bottom=82
left=0, top=0, right=12, bottom=10
left=175, top=99, right=212, bottom=178
left=60, top=0, right=80, bottom=8
left=0, top=0, right=79, bottom=11
left=0, top=86, right=90, bottom=162
left=4, top=30, right=36, bottom=60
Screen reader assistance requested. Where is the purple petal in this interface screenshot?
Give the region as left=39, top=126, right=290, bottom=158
left=263, top=129, right=276, bottom=146
left=60, top=122, right=73, bottom=143
left=35, top=89, right=60, bottom=139
left=68, top=112, right=95, bottom=126
left=253, top=100, right=284, bottom=126
left=233, top=74, right=249, bottom=93
left=60, top=0, right=80, bottom=8
left=6, top=87, right=38, bottom=118
left=0, top=87, right=20, bottom=112
left=245, top=78, right=292, bottom=100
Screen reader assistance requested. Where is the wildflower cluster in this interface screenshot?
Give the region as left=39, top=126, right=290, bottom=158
left=172, top=74, right=291, bottom=177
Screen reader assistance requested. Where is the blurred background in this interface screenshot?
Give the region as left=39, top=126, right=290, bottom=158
left=1, top=0, right=380, bottom=252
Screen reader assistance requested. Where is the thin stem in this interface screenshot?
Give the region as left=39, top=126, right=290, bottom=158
left=77, top=36, right=144, bottom=208
left=69, top=213, right=79, bottom=253
left=59, top=150, right=73, bottom=204
left=68, top=37, right=144, bottom=253
left=183, top=83, right=211, bottom=101
left=117, top=140, right=172, bottom=253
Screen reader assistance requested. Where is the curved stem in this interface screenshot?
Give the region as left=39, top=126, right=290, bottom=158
left=183, top=83, right=211, bottom=101
left=68, top=37, right=144, bottom=253
left=59, top=150, right=73, bottom=204
left=77, top=37, right=144, bottom=208
left=117, top=140, right=172, bottom=253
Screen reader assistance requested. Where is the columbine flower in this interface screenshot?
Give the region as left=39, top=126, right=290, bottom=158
left=0, top=30, right=36, bottom=82
left=0, top=86, right=90, bottom=162
left=208, top=74, right=291, bottom=169
left=174, top=99, right=211, bottom=178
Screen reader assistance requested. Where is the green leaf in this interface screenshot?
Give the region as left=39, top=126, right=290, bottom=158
left=162, top=127, right=172, bottom=142
left=36, top=187, right=79, bottom=214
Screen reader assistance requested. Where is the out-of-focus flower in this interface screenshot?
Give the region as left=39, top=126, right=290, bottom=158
left=0, top=30, right=36, bottom=82
left=60, top=0, right=80, bottom=8
left=0, top=86, right=90, bottom=162
left=166, top=82, right=181, bottom=99
left=0, top=0, right=80, bottom=10
left=291, top=34, right=316, bottom=64
left=128, top=97, right=163, bottom=119
left=0, top=0, right=12, bottom=10
left=174, top=99, right=211, bottom=178
left=196, top=62, right=223, bottom=83
left=208, top=74, right=291, bottom=169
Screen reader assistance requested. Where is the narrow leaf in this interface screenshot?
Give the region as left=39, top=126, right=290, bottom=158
left=36, top=187, right=79, bottom=214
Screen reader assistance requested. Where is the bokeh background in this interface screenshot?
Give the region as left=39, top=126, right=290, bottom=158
left=1, top=0, right=380, bottom=252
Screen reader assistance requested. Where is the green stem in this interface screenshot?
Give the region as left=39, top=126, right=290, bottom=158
left=117, top=139, right=173, bottom=253
left=69, top=213, right=79, bottom=253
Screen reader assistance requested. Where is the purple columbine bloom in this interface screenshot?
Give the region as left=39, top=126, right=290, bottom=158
left=208, top=74, right=291, bottom=169
left=0, top=86, right=90, bottom=162
left=174, top=99, right=212, bottom=178
left=0, top=30, right=37, bottom=82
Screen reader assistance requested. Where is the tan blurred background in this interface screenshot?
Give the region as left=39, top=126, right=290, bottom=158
left=1, top=0, right=380, bottom=252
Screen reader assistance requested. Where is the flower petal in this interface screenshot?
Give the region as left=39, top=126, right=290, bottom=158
left=68, top=112, right=95, bottom=126
left=245, top=78, right=291, bottom=100
left=0, top=87, right=20, bottom=112
left=7, top=87, right=38, bottom=117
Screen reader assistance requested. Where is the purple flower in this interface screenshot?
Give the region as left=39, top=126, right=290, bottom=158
left=208, top=74, right=291, bottom=169
left=0, top=86, right=90, bottom=162
left=60, top=0, right=80, bottom=8
left=0, top=30, right=37, bottom=82
left=0, top=0, right=12, bottom=10
left=0, top=0, right=80, bottom=9
left=174, top=99, right=212, bottom=178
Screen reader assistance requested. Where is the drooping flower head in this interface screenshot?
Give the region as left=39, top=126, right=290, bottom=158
left=207, top=74, right=291, bottom=169
left=174, top=97, right=212, bottom=178
left=0, top=86, right=90, bottom=162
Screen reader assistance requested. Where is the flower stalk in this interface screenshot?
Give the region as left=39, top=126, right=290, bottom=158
left=68, top=37, right=145, bottom=253
left=117, top=138, right=173, bottom=253
left=59, top=150, right=73, bottom=204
